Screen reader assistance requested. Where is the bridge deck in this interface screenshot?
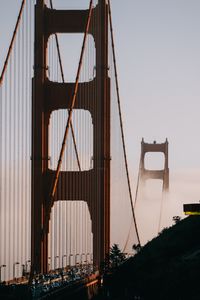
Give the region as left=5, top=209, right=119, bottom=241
left=0, top=272, right=100, bottom=300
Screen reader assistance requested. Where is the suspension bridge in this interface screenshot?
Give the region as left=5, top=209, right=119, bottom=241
left=0, top=0, right=168, bottom=298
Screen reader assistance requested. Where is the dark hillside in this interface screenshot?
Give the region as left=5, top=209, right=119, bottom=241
left=107, top=216, right=200, bottom=300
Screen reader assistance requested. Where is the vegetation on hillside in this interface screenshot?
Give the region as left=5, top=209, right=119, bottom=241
left=101, top=244, right=126, bottom=272
left=105, top=216, right=200, bottom=300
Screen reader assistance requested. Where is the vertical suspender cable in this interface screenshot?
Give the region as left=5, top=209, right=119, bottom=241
left=157, top=186, right=165, bottom=233
left=123, top=157, right=142, bottom=252
left=8, top=53, right=12, bottom=278
left=17, top=13, right=21, bottom=270
left=134, top=157, right=142, bottom=209
left=21, top=7, right=25, bottom=266
left=4, top=74, right=8, bottom=277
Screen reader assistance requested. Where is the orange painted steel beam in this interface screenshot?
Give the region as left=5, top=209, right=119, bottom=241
left=31, top=0, right=50, bottom=276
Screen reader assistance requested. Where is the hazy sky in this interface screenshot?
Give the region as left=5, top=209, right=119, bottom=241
left=1, top=0, right=200, bottom=243
left=111, top=0, right=200, bottom=169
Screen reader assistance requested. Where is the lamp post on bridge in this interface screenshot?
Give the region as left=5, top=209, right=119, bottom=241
left=25, top=260, right=31, bottom=271
left=54, top=256, right=59, bottom=271
left=25, top=260, right=31, bottom=276
left=75, top=254, right=80, bottom=273
left=81, top=253, right=86, bottom=265
left=86, top=253, right=90, bottom=263
left=86, top=253, right=91, bottom=274
left=90, top=253, right=94, bottom=272
left=80, top=253, right=86, bottom=274
left=69, top=254, right=73, bottom=267
left=13, top=262, right=20, bottom=282
left=62, top=255, right=67, bottom=270
left=0, top=265, right=6, bottom=283
left=22, top=264, right=26, bottom=277
left=75, top=253, right=80, bottom=266
left=48, top=257, right=51, bottom=273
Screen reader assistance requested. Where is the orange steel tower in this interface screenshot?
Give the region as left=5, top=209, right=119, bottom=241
left=31, top=0, right=110, bottom=274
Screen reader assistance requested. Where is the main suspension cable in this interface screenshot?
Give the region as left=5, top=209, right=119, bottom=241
left=108, top=0, right=140, bottom=245
left=157, top=185, right=165, bottom=233
left=134, top=155, right=142, bottom=209
left=0, top=0, right=26, bottom=85
left=123, top=156, right=142, bottom=252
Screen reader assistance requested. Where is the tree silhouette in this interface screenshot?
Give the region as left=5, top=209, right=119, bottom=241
left=101, top=244, right=126, bottom=273
left=173, top=216, right=181, bottom=225
left=109, top=244, right=126, bottom=268
left=132, top=243, right=141, bottom=254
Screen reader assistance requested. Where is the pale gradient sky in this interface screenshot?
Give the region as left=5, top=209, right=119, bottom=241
left=1, top=0, right=200, bottom=244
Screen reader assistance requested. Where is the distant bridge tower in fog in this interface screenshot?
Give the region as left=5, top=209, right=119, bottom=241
left=139, top=138, right=169, bottom=192
left=132, top=138, right=169, bottom=239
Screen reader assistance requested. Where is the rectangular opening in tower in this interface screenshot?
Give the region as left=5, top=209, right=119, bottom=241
left=48, top=201, right=93, bottom=270
left=47, top=33, right=96, bottom=83
left=144, top=152, right=165, bottom=170
left=46, top=0, right=98, bottom=10
left=49, top=109, right=93, bottom=171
